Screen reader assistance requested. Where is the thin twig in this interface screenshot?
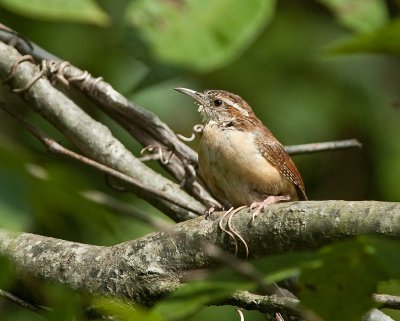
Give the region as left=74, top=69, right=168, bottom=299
left=223, top=291, right=324, bottom=321
left=177, top=124, right=204, bottom=142
left=222, top=291, right=301, bottom=317
left=0, top=26, right=218, bottom=209
left=219, top=290, right=400, bottom=320
left=0, top=41, right=207, bottom=221
left=81, top=190, right=171, bottom=230
left=0, top=288, right=46, bottom=314
left=373, top=294, right=400, bottom=310
left=205, top=244, right=280, bottom=296
left=285, top=139, right=362, bottom=155
left=0, top=105, right=203, bottom=215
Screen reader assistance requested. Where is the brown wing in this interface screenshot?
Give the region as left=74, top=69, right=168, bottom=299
left=255, top=127, right=307, bottom=200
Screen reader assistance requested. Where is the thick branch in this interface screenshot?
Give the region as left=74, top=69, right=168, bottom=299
left=0, top=41, right=205, bottom=220
left=0, top=201, right=398, bottom=305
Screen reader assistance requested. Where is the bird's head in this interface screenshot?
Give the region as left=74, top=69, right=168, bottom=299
left=175, top=88, right=254, bottom=126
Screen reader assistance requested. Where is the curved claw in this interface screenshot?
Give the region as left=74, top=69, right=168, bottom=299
left=227, top=206, right=248, bottom=258
left=218, top=208, right=239, bottom=255
left=218, top=206, right=249, bottom=258
left=251, top=195, right=291, bottom=221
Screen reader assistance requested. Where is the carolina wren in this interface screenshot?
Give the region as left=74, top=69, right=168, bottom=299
left=175, top=88, right=307, bottom=212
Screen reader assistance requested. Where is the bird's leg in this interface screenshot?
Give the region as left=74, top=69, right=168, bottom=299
left=250, top=195, right=291, bottom=221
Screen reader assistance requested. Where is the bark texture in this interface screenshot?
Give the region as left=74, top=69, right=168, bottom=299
left=0, top=201, right=398, bottom=305
left=0, top=41, right=206, bottom=220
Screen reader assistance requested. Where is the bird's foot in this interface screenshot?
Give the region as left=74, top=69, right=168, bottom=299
left=250, top=195, right=291, bottom=221
left=204, top=206, right=216, bottom=218
left=204, top=206, right=217, bottom=219
left=204, top=203, right=224, bottom=220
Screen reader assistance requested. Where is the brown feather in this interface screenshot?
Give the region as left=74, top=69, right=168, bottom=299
left=254, top=124, right=307, bottom=200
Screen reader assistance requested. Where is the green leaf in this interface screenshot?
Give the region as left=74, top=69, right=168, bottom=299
left=154, top=252, right=314, bottom=321
left=125, top=0, right=276, bottom=72
left=252, top=251, right=320, bottom=283
left=0, top=0, right=110, bottom=26
left=298, top=236, right=400, bottom=321
left=155, top=282, right=245, bottom=320
left=318, top=0, right=388, bottom=33
left=39, top=285, right=84, bottom=321
left=324, top=19, right=400, bottom=56
left=155, top=237, right=400, bottom=321
left=0, top=143, right=32, bottom=231
left=0, top=256, right=15, bottom=290
left=93, top=297, right=164, bottom=321
left=155, top=269, right=252, bottom=320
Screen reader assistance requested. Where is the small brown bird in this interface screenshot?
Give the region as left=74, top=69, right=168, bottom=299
left=175, top=88, right=307, bottom=215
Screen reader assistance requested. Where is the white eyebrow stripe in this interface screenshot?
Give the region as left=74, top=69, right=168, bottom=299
left=220, top=97, right=249, bottom=116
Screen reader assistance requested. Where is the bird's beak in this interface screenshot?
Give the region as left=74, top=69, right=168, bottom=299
left=174, top=87, right=206, bottom=106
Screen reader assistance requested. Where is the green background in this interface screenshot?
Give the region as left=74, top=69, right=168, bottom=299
left=0, top=0, right=399, bottom=320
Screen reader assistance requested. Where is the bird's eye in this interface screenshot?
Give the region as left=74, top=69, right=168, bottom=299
left=213, top=99, right=222, bottom=107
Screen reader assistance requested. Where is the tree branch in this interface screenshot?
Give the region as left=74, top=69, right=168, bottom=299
left=223, top=291, right=301, bottom=316
left=0, top=104, right=202, bottom=217
left=0, top=26, right=394, bottom=319
left=0, top=201, right=398, bottom=305
left=0, top=289, right=45, bottom=314
left=373, top=294, right=400, bottom=310
left=0, top=25, right=218, bottom=209
left=0, top=41, right=206, bottom=221
left=0, top=27, right=365, bottom=214
left=0, top=25, right=363, bottom=210
left=284, top=139, right=362, bottom=155
left=221, top=292, right=400, bottom=317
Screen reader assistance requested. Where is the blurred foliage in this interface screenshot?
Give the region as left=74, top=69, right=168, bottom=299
left=326, top=18, right=400, bottom=55
left=154, top=271, right=252, bottom=320
left=154, top=236, right=400, bottom=321
left=318, top=0, right=388, bottom=33
left=0, top=0, right=109, bottom=26
left=92, top=297, right=164, bottom=321
left=297, top=236, right=400, bottom=321
left=125, top=0, right=276, bottom=71
left=0, top=0, right=400, bottom=320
